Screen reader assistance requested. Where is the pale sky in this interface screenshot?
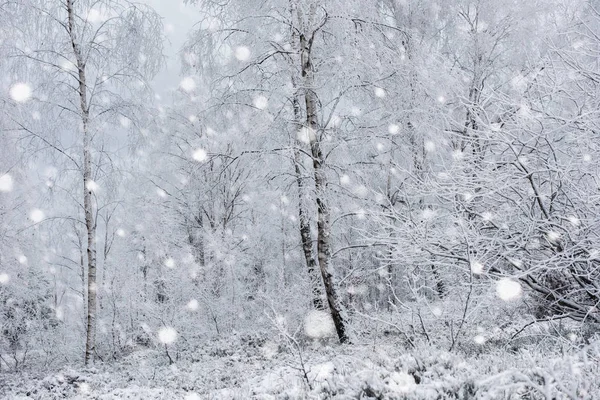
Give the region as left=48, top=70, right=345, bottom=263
left=140, top=0, right=201, bottom=99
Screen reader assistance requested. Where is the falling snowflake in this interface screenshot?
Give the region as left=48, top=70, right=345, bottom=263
left=388, top=124, right=400, bottom=135
left=184, top=394, right=202, bottom=400
left=87, top=8, right=104, bottom=23
left=340, top=175, right=350, bottom=185
left=474, top=335, right=486, bottom=345
left=156, top=188, right=167, bottom=198
left=180, top=77, right=196, bottom=92
left=437, top=95, right=446, bottom=103
left=18, top=255, right=27, bottom=264
left=546, top=231, right=561, bottom=243
left=510, top=74, right=528, bottom=91
left=518, top=104, right=532, bottom=118
left=10, top=82, right=32, bottom=103
left=116, top=229, right=126, bottom=237
left=119, top=116, right=131, bottom=128
left=86, top=180, right=99, bottom=192
left=187, top=299, right=199, bottom=311
left=496, top=278, right=522, bottom=301
left=60, top=60, right=77, bottom=72
left=192, top=148, right=207, bottom=162
left=164, top=258, right=175, bottom=268
left=470, top=261, right=484, bottom=275
left=201, top=17, right=221, bottom=32
left=354, top=185, right=369, bottom=197
left=374, top=87, right=386, bottom=98
left=0, top=174, right=13, bottom=192
left=356, top=208, right=366, bottom=219
left=30, top=209, right=45, bottom=223
left=568, top=333, right=578, bottom=342
left=424, top=141, right=436, bottom=152
left=568, top=216, right=580, bottom=226
left=183, top=53, right=198, bottom=68
left=234, top=46, right=251, bottom=61
left=253, top=96, right=268, bottom=109
left=510, top=259, right=523, bottom=268
left=422, top=209, right=436, bottom=220
left=583, top=154, right=591, bottom=162
left=0, top=273, right=9, bottom=284
left=158, top=327, right=178, bottom=344
left=297, top=127, right=316, bottom=144
left=452, top=150, right=464, bottom=161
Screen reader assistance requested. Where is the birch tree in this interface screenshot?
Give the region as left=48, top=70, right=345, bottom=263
left=3, top=0, right=163, bottom=364
left=182, top=0, right=403, bottom=343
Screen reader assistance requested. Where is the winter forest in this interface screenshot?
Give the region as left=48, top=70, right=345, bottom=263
left=1, top=0, right=600, bottom=398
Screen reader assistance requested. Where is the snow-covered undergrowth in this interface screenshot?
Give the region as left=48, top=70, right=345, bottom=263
left=2, top=331, right=598, bottom=399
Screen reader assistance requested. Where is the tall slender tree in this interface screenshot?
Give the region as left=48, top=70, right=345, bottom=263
left=3, top=0, right=163, bottom=364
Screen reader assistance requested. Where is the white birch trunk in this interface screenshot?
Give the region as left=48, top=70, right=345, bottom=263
left=66, top=0, right=97, bottom=365
left=294, top=2, right=349, bottom=342
left=292, top=91, right=325, bottom=310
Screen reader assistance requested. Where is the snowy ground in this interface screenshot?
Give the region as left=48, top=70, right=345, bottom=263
left=2, top=332, right=598, bottom=399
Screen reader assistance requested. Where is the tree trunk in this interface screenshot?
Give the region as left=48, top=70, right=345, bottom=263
left=297, top=11, right=349, bottom=342
left=291, top=92, right=325, bottom=310
left=67, top=0, right=97, bottom=365
left=195, top=212, right=205, bottom=268
left=187, top=212, right=205, bottom=283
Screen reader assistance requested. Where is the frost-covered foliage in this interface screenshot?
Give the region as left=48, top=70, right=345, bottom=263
left=1, top=335, right=599, bottom=399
